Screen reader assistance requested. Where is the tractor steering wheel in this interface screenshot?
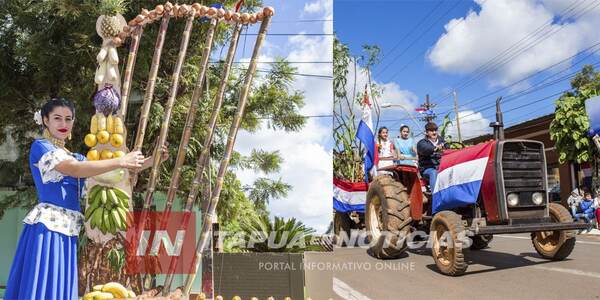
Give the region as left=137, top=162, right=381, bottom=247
left=445, top=141, right=466, bottom=150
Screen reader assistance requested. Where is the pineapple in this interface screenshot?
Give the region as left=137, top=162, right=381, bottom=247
left=98, top=0, right=127, bottom=38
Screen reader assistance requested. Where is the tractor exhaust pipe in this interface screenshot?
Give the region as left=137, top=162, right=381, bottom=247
left=489, top=97, right=504, bottom=141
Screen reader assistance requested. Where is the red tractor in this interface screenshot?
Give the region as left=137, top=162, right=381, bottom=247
left=365, top=99, right=590, bottom=276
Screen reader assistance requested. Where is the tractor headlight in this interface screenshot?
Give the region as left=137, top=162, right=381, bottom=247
left=532, top=192, right=544, bottom=205
left=507, top=193, right=520, bottom=207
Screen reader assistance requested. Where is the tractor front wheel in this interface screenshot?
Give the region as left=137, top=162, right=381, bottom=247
left=531, top=202, right=576, bottom=260
left=365, top=176, right=412, bottom=259
left=430, top=211, right=468, bottom=276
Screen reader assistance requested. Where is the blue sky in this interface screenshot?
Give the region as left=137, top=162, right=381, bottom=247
left=234, top=0, right=333, bottom=233
left=335, top=0, right=600, bottom=139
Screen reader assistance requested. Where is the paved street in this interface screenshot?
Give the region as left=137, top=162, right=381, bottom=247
left=306, top=233, right=600, bottom=300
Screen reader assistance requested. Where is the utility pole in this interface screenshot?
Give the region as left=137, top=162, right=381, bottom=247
left=419, top=94, right=437, bottom=123
left=453, top=90, right=462, bottom=143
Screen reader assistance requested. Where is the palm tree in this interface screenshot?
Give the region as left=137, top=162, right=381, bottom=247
left=239, top=215, right=322, bottom=253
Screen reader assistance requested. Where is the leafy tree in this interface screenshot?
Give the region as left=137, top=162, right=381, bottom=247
left=332, top=37, right=382, bottom=182
left=550, top=64, right=600, bottom=192
left=236, top=215, right=321, bottom=253
left=0, top=0, right=305, bottom=241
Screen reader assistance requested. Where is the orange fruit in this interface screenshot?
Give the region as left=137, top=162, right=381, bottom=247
left=96, top=130, right=110, bottom=144
left=100, top=150, right=114, bottom=160
left=84, top=133, right=97, bottom=147
left=110, top=133, right=124, bottom=147
left=86, top=149, right=99, bottom=161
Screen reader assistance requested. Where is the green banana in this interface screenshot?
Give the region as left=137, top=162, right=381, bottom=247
left=116, top=198, right=126, bottom=210
left=112, top=187, right=130, bottom=201
left=87, top=186, right=101, bottom=205
left=107, top=212, right=116, bottom=233
left=110, top=209, right=122, bottom=232
left=91, top=207, right=104, bottom=230
left=101, top=209, right=110, bottom=234
left=84, top=206, right=96, bottom=221
left=86, top=193, right=102, bottom=218
left=121, top=196, right=129, bottom=209
left=100, top=188, right=108, bottom=205
left=107, top=188, right=119, bottom=206
left=116, top=207, right=127, bottom=226
left=114, top=190, right=130, bottom=209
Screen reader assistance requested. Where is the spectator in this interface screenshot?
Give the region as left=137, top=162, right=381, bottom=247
left=376, top=127, right=395, bottom=170
left=417, top=122, right=444, bottom=189
left=594, top=194, right=600, bottom=229
left=574, top=192, right=596, bottom=223
left=394, top=125, right=418, bottom=167
left=567, top=185, right=585, bottom=217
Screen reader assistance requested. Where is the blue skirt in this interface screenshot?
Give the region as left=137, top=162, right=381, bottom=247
left=4, top=223, right=78, bottom=300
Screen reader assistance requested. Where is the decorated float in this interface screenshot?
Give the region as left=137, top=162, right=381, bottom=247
left=78, top=0, right=274, bottom=298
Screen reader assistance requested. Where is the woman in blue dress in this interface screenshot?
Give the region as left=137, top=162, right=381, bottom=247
left=4, top=98, right=147, bottom=300
left=394, top=125, right=418, bottom=167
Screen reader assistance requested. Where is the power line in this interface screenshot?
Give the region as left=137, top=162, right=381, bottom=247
left=271, top=19, right=333, bottom=23
left=239, top=33, right=334, bottom=36
left=432, top=0, right=585, bottom=103
left=434, top=0, right=598, bottom=105
left=457, top=88, right=569, bottom=127
left=209, top=61, right=332, bottom=64
left=377, top=0, right=444, bottom=64
left=376, top=0, right=462, bottom=77
left=443, top=40, right=600, bottom=114
left=383, top=0, right=489, bottom=83
left=255, top=114, right=332, bottom=120
left=254, top=68, right=332, bottom=79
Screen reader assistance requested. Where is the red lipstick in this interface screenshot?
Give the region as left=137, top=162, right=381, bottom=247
left=58, top=129, right=68, bottom=133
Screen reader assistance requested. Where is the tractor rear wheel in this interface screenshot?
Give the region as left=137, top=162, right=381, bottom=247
left=365, top=175, right=412, bottom=259
left=430, top=211, right=468, bottom=276
left=470, top=234, right=493, bottom=250
left=531, top=202, right=576, bottom=260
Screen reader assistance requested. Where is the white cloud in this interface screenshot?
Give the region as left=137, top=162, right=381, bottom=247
left=303, top=0, right=333, bottom=34
left=234, top=0, right=333, bottom=234
left=444, top=110, right=492, bottom=140
left=235, top=120, right=332, bottom=233
left=428, top=0, right=600, bottom=87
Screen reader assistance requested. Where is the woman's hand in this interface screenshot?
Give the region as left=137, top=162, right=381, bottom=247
left=141, top=143, right=170, bottom=170
left=157, top=143, right=169, bottom=162
left=119, top=151, right=145, bottom=170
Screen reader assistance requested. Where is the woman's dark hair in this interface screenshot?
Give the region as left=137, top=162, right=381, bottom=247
left=377, top=127, right=388, bottom=153
left=41, top=98, right=75, bottom=127
left=400, top=125, right=410, bottom=133
left=378, top=127, right=388, bottom=139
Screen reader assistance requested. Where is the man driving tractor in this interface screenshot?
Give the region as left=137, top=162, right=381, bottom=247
left=417, top=122, right=445, bottom=189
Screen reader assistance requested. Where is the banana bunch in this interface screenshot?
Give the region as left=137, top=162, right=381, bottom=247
left=85, top=185, right=132, bottom=234
left=83, top=282, right=136, bottom=299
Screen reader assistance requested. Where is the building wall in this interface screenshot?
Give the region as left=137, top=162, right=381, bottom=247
left=0, top=190, right=28, bottom=287
left=213, top=253, right=305, bottom=299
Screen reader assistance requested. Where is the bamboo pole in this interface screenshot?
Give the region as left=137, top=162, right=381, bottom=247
left=136, top=11, right=196, bottom=255
left=161, top=22, right=242, bottom=295
left=159, top=18, right=218, bottom=231
left=130, top=15, right=170, bottom=187
left=183, top=12, right=272, bottom=294
left=118, top=26, right=143, bottom=122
